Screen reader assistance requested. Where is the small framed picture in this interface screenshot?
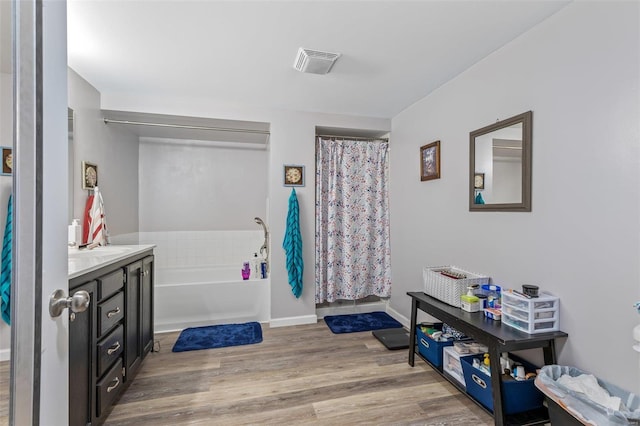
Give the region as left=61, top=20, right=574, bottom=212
left=1, top=147, right=12, bottom=176
left=474, top=173, right=485, bottom=190
left=283, top=165, right=304, bottom=187
left=82, top=161, right=98, bottom=189
left=420, top=140, right=440, bottom=181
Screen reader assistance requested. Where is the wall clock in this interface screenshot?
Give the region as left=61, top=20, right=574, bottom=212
left=1, top=147, right=12, bottom=176
left=474, top=173, right=485, bottom=190
left=284, top=165, right=304, bottom=187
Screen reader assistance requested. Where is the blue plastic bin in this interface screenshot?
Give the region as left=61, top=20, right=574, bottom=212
left=460, top=353, right=544, bottom=415
left=416, top=327, right=453, bottom=369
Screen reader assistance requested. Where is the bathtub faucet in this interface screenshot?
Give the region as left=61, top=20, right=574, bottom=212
left=254, top=217, right=269, bottom=272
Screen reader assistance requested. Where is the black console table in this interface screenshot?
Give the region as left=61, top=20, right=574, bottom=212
left=407, top=291, right=568, bottom=426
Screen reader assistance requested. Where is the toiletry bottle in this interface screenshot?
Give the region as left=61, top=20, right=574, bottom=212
left=487, top=285, right=500, bottom=308
left=461, top=285, right=480, bottom=313
left=242, top=262, right=251, bottom=280
left=500, top=353, right=509, bottom=374
left=68, top=219, right=81, bottom=247
left=260, top=259, right=267, bottom=279
left=251, top=253, right=260, bottom=279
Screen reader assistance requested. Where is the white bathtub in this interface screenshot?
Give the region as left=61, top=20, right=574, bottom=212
left=154, top=266, right=270, bottom=332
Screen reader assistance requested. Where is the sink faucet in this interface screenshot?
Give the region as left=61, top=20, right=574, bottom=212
left=254, top=217, right=269, bottom=272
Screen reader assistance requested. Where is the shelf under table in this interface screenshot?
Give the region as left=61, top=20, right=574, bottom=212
left=407, top=291, right=568, bottom=426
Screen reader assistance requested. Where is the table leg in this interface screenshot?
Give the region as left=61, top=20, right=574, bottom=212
left=543, top=339, right=557, bottom=365
left=489, top=345, right=505, bottom=426
left=408, top=298, right=418, bottom=367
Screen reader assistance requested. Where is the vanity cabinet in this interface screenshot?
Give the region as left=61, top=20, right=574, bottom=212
left=124, top=256, right=154, bottom=379
left=69, top=250, right=154, bottom=426
left=69, top=281, right=97, bottom=426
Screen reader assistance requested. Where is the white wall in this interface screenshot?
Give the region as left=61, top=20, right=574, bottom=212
left=138, top=139, right=267, bottom=231
left=390, top=1, right=640, bottom=393
left=98, top=92, right=390, bottom=325
left=0, top=72, right=12, bottom=356
left=68, top=69, right=139, bottom=238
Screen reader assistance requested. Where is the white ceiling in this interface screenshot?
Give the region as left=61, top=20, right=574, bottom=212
left=68, top=1, right=566, bottom=119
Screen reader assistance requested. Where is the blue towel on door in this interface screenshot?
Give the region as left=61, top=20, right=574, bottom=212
left=282, top=189, right=303, bottom=298
left=1, top=194, right=12, bottom=325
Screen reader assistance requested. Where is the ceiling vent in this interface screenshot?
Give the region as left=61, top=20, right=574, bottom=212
left=293, top=48, right=341, bottom=74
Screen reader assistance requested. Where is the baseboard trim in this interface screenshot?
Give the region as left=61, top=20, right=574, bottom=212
left=0, top=348, right=10, bottom=362
left=269, top=314, right=317, bottom=328
left=385, top=305, right=409, bottom=328
left=316, top=300, right=388, bottom=319
left=155, top=317, right=270, bottom=334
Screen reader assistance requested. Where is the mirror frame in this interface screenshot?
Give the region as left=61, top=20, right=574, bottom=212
left=469, top=110, right=532, bottom=212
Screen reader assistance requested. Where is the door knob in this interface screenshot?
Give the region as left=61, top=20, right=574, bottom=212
left=49, top=289, right=90, bottom=318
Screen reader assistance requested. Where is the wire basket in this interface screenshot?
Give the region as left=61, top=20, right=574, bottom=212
left=422, top=266, right=490, bottom=307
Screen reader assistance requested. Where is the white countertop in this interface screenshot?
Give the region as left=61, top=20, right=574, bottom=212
left=68, top=244, right=156, bottom=280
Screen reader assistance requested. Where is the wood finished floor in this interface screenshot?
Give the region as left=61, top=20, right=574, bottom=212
left=105, top=321, right=493, bottom=426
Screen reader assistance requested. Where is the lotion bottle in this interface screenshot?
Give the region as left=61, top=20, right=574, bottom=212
left=68, top=219, right=81, bottom=247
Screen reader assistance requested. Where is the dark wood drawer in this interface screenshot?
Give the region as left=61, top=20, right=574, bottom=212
left=96, top=358, right=123, bottom=418
left=98, top=269, right=124, bottom=301
left=98, top=292, right=124, bottom=338
left=97, top=324, right=123, bottom=378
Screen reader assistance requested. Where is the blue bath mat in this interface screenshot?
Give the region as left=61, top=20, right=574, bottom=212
left=323, top=311, right=403, bottom=334
left=172, top=321, right=263, bottom=352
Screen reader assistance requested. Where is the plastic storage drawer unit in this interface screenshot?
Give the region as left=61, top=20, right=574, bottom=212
left=460, top=354, right=544, bottom=415
left=442, top=346, right=465, bottom=388
left=501, top=290, right=559, bottom=334
left=416, top=327, right=453, bottom=369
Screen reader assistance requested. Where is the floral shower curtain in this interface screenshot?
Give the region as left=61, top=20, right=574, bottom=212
left=315, top=137, right=391, bottom=303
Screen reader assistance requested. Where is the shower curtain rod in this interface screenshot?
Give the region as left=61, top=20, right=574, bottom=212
left=103, top=118, right=271, bottom=135
left=317, top=134, right=389, bottom=142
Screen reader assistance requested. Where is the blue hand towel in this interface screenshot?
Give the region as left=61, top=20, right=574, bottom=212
left=1, top=194, right=12, bottom=325
left=282, top=188, right=303, bottom=298
left=475, top=191, right=485, bottom=205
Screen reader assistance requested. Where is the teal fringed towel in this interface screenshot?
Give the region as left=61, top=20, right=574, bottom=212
left=1, top=194, right=12, bottom=325
left=475, top=191, right=485, bottom=205
left=283, top=188, right=303, bottom=298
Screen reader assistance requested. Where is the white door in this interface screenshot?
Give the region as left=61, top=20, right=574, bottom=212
left=12, top=1, right=69, bottom=425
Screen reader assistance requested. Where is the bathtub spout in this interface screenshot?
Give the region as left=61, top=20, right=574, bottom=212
left=254, top=217, right=269, bottom=272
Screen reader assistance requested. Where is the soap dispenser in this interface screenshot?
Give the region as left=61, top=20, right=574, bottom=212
left=461, top=285, right=481, bottom=313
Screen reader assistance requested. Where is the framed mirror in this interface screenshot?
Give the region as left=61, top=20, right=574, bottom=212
left=469, top=111, right=532, bottom=212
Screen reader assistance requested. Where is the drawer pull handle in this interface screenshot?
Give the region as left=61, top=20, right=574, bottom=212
left=472, top=374, right=487, bottom=389
left=106, top=307, right=121, bottom=318
left=420, top=338, right=429, bottom=349
left=107, top=377, right=120, bottom=393
left=107, top=341, right=121, bottom=355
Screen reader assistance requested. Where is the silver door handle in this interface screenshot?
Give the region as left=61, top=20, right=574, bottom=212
left=107, top=341, right=121, bottom=355
left=49, top=289, right=90, bottom=318
left=107, top=377, right=120, bottom=393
